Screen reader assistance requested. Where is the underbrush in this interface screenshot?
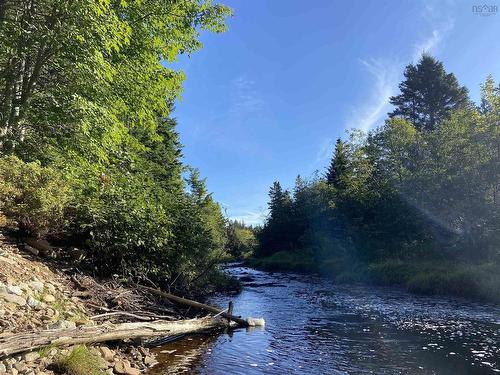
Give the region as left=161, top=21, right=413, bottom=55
left=249, top=252, right=500, bottom=303
left=369, top=260, right=500, bottom=303
left=246, top=251, right=317, bottom=273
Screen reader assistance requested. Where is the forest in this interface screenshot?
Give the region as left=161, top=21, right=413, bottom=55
left=253, top=55, right=500, bottom=302
left=0, top=0, right=235, bottom=294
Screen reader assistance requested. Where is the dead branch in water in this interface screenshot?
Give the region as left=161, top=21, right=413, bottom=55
left=136, top=285, right=250, bottom=327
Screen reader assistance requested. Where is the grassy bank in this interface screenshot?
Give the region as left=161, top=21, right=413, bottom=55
left=246, top=252, right=500, bottom=304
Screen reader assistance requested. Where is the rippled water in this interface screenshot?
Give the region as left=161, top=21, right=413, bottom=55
left=149, top=265, right=500, bottom=374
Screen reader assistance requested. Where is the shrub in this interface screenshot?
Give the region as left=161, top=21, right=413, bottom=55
left=0, top=156, right=70, bottom=237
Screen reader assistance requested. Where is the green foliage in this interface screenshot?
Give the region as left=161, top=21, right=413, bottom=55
left=389, top=54, right=469, bottom=130
left=326, top=138, right=350, bottom=189
left=256, top=64, right=500, bottom=302
left=226, top=220, right=257, bottom=259
left=0, top=155, right=70, bottom=237
left=56, top=345, right=105, bottom=375
left=247, top=251, right=317, bottom=273
left=0, top=0, right=233, bottom=292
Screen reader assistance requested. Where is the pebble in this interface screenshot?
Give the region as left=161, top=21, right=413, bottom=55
left=0, top=363, right=6, bottom=373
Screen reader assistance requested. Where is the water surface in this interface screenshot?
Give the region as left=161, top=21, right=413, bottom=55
left=150, top=265, right=500, bottom=374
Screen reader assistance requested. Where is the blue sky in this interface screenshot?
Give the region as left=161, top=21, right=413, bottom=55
left=166, top=0, right=500, bottom=225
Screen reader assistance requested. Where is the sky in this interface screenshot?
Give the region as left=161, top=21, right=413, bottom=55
left=166, top=0, right=500, bottom=225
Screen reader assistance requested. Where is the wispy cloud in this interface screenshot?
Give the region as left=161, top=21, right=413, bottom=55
left=316, top=137, right=334, bottom=162
left=344, top=7, right=455, bottom=133
left=412, top=29, right=443, bottom=62
left=345, top=58, right=400, bottom=132
left=230, top=75, right=264, bottom=116
left=413, top=0, right=454, bottom=62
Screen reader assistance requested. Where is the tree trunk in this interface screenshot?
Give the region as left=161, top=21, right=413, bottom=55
left=0, top=317, right=226, bottom=358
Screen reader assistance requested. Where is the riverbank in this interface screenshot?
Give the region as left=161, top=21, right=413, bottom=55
left=246, top=252, right=500, bottom=304
left=0, top=231, right=239, bottom=375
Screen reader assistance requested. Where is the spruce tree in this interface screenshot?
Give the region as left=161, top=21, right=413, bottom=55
left=326, top=138, right=349, bottom=190
left=389, top=54, right=469, bottom=130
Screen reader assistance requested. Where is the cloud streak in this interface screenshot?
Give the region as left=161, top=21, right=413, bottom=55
left=345, top=58, right=400, bottom=132
left=345, top=13, right=454, bottom=133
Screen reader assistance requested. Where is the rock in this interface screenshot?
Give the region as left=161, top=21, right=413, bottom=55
left=27, top=296, right=41, bottom=308
left=99, top=347, right=115, bottom=362
left=144, top=355, right=157, bottom=366
left=113, top=360, right=140, bottom=375
left=0, top=292, right=26, bottom=306
left=44, top=284, right=56, bottom=294
left=24, top=245, right=39, bottom=256
left=10, top=368, right=18, bottom=375
left=28, top=281, right=44, bottom=293
left=7, top=285, right=23, bottom=296
left=42, top=294, right=55, bottom=303
left=13, top=362, right=28, bottom=372
left=23, top=352, right=40, bottom=362
left=47, top=320, right=76, bottom=330
left=68, top=247, right=85, bottom=261
left=0, top=363, right=6, bottom=373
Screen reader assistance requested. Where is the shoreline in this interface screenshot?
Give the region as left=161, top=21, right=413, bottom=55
left=0, top=231, right=239, bottom=375
left=245, top=253, right=500, bottom=305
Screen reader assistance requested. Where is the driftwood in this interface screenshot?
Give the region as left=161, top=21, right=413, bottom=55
left=0, top=317, right=226, bottom=358
left=137, top=285, right=250, bottom=327
left=90, top=311, right=174, bottom=321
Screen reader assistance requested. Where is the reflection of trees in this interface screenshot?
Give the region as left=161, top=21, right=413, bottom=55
left=149, top=334, right=218, bottom=374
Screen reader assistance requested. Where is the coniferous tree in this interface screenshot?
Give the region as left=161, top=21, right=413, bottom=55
left=389, top=54, right=469, bottom=130
left=326, top=138, right=349, bottom=190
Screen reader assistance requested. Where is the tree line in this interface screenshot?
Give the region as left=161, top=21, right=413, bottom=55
left=0, top=0, right=234, bottom=293
left=255, top=56, right=499, bottom=300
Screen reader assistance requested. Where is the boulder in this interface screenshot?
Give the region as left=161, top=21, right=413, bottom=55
left=24, top=245, right=39, bottom=256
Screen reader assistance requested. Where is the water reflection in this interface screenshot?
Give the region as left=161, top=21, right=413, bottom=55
left=149, top=266, right=500, bottom=374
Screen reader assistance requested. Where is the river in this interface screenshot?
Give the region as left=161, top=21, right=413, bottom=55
left=149, top=265, right=500, bottom=374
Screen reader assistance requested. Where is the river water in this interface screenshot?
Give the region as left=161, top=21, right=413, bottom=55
left=150, top=265, right=500, bottom=374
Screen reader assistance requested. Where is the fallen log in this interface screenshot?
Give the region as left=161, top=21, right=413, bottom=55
left=137, top=285, right=250, bottom=327
left=0, top=317, right=225, bottom=358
